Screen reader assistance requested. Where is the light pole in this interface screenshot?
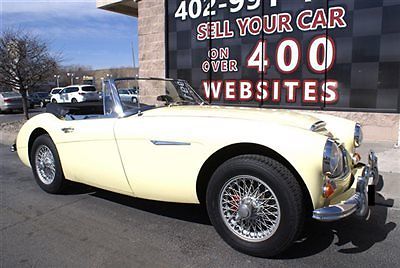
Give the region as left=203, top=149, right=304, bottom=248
left=101, top=77, right=104, bottom=91
left=53, top=74, right=60, bottom=88
left=67, top=73, right=74, bottom=85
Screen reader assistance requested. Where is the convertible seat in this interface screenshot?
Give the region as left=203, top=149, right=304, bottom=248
left=46, top=102, right=103, bottom=118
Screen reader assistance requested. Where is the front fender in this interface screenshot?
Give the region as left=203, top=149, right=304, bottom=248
left=195, top=118, right=328, bottom=209
left=16, top=113, right=64, bottom=167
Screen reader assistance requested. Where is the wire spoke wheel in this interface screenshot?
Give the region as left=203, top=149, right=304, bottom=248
left=35, top=145, right=56, bottom=185
left=219, top=175, right=281, bottom=242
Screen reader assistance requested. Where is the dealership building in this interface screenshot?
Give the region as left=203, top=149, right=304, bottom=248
left=97, top=0, right=400, bottom=144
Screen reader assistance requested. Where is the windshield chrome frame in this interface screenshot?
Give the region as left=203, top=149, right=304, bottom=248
left=104, top=77, right=206, bottom=118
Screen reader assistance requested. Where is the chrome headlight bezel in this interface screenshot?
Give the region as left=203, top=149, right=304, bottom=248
left=323, top=139, right=345, bottom=179
left=354, top=123, right=363, bottom=148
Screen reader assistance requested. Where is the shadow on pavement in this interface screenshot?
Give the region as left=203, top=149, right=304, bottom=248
left=278, top=193, right=396, bottom=259
left=90, top=189, right=211, bottom=225
left=65, top=181, right=396, bottom=258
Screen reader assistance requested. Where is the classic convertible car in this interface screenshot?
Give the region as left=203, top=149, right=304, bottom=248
left=12, top=77, right=380, bottom=257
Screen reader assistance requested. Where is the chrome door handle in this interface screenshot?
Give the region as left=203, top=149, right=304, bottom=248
left=61, top=127, right=74, bottom=133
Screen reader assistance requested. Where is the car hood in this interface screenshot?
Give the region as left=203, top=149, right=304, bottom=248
left=145, top=105, right=356, bottom=148
left=148, top=105, right=324, bottom=130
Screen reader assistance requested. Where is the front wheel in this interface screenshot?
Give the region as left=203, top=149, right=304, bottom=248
left=206, top=155, right=304, bottom=257
left=30, top=134, right=66, bottom=194
left=71, top=98, right=78, bottom=103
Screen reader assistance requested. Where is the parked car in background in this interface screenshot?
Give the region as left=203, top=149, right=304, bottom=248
left=50, top=85, right=100, bottom=103
left=118, top=88, right=138, bottom=104
left=0, top=91, right=23, bottom=113
left=29, top=92, right=51, bottom=108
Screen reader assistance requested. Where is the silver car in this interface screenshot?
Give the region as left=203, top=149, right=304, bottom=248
left=0, top=91, right=23, bottom=112
left=118, top=88, right=138, bottom=104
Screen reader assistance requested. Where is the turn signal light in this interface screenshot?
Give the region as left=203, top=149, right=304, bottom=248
left=323, top=181, right=335, bottom=198
left=352, top=153, right=361, bottom=165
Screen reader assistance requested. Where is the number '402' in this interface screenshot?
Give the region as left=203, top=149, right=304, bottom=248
left=246, top=36, right=335, bottom=74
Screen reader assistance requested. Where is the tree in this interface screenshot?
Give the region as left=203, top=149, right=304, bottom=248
left=0, top=29, right=60, bottom=119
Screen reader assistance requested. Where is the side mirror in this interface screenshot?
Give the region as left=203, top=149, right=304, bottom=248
left=157, top=95, right=173, bottom=104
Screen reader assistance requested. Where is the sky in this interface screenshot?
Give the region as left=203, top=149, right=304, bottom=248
left=1, top=0, right=138, bottom=69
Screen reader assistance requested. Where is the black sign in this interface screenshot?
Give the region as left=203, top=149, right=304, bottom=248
left=167, top=0, right=400, bottom=113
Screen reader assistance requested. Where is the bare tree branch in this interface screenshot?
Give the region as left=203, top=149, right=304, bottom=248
left=0, top=28, right=61, bottom=119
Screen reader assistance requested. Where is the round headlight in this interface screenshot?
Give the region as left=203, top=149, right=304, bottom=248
left=323, top=139, right=344, bottom=178
left=354, top=123, right=363, bottom=148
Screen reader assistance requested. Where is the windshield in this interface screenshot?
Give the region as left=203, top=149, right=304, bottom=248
left=52, top=88, right=62, bottom=94
left=37, top=92, right=49, bottom=97
left=108, top=78, right=205, bottom=116
left=82, top=86, right=96, bottom=92
left=1, top=92, right=20, bottom=97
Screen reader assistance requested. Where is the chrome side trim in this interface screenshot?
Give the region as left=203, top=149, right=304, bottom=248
left=151, top=140, right=191, bottom=146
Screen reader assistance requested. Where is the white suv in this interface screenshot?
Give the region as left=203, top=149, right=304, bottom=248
left=51, top=85, right=100, bottom=103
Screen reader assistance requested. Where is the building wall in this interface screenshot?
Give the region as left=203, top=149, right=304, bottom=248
left=138, top=0, right=166, bottom=103
left=100, top=0, right=400, bottom=144
left=164, top=0, right=400, bottom=144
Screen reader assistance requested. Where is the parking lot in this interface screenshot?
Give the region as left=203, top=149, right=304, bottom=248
left=0, top=108, right=45, bottom=124
left=1, top=135, right=399, bottom=267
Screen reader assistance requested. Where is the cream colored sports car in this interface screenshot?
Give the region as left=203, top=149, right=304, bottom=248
left=13, top=77, right=380, bottom=257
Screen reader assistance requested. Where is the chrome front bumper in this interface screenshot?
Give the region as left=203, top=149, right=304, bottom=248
left=313, top=151, right=379, bottom=222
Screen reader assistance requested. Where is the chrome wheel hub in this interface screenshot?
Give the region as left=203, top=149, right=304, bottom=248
left=35, top=145, right=56, bottom=185
left=219, top=175, right=281, bottom=242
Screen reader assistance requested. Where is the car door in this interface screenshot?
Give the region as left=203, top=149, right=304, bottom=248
left=113, top=113, right=209, bottom=203
left=55, top=117, right=133, bottom=195
left=59, top=88, right=69, bottom=103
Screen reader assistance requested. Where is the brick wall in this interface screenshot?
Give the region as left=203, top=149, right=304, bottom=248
left=138, top=0, right=165, bottom=104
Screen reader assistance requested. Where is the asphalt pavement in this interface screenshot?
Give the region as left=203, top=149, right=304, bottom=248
left=1, top=143, right=399, bottom=267
left=0, top=108, right=45, bottom=124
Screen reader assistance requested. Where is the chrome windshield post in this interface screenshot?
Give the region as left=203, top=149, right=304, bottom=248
left=103, top=79, right=125, bottom=118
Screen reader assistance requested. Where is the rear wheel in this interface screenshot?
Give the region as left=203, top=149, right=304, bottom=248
left=30, top=134, right=66, bottom=194
left=71, top=98, right=78, bottom=103
left=206, top=155, right=304, bottom=258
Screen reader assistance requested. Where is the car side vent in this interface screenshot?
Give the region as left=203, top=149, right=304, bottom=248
left=310, top=121, right=327, bottom=132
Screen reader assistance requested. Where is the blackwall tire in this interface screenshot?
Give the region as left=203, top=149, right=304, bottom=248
left=71, top=98, right=78, bottom=103
left=206, top=154, right=304, bottom=258
left=30, top=134, right=66, bottom=194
